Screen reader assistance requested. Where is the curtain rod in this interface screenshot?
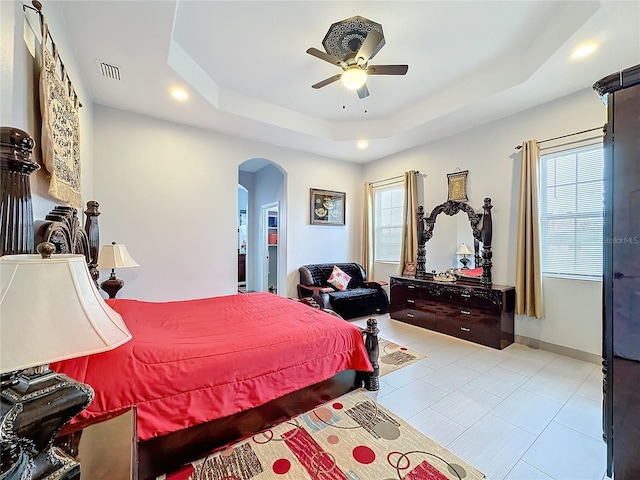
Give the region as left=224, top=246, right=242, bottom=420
left=369, top=171, right=422, bottom=186
left=514, top=126, right=603, bottom=150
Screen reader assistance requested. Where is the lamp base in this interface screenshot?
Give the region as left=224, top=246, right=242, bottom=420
left=100, top=276, right=124, bottom=299
left=459, top=256, right=470, bottom=269
left=0, top=368, right=93, bottom=480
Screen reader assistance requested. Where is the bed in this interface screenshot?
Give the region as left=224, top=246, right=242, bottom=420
left=14, top=203, right=380, bottom=479
left=51, top=292, right=373, bottom=442
left=1, top=132, right=379, bottom=480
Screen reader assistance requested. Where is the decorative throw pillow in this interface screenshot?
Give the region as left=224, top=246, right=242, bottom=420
left=327, top=265, right=351, bottom=291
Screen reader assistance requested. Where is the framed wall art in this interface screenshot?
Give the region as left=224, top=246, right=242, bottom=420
left=310, top=189, right=346, bottom=225
left=447, top=170, right=469, bottom=202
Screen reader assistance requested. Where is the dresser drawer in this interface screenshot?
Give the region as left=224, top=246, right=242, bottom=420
left=437, top=315, right=500, bottom=348
left=429, top=286, right=503, bottom=311
left=392, top=308, right=436, bottom=330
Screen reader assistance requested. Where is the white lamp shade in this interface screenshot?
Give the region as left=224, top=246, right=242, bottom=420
left=456, top=243, right=474, bottom=255
left=341, top=67, right=368, bottom=90
left=0, top=254, right=132, bottom=373
left=97, top=243, right=139, bottom=270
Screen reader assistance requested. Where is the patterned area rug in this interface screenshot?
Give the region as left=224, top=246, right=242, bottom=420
left=378, top=338, right=427, bottom=377
left=158, top=389, right=484, bottom=480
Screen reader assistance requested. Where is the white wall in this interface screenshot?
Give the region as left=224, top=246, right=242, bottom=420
left=363, top=88, right=606, bottom=355
left=93, top=105, right=363, bottom=301
left=1, top=1, right=94, bottom=218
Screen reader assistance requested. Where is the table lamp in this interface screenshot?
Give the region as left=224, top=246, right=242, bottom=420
left=456, top=242, right=474, bottom=269
left=97, top=241, right=140, bottom=298
left=0, top=242, right=132, bottom=480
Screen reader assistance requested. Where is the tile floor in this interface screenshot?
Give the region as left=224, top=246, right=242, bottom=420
left=350, top=314, right=608, bottom=480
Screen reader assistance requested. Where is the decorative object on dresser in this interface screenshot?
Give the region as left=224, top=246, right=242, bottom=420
left=416, top=197, right=493, bottom=286
left=390, top=275, right=515, bottom=349
left=456, top=242, right=474, bottom=269
left=0, top=243, right=132, bottom=480
left=595, top=64, right=640, bottom=480
left=402, top=261, right=416, bottom=277
left=97, top=241, right=140, bottom=298
left=310, top=189, right=346, bottom=225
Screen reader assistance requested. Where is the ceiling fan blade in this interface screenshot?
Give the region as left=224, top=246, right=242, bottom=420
left=356, top=84, right=370, bottom=99
left=312, top=74, right=342, bottom=89
left=366, top=65, right=409, bottom=75
left=356, top=29, right=384, bottom=64
left=306, top=47, right=344, bottom=67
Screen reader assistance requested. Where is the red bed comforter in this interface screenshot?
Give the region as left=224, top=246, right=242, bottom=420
left=51, top=292, right=372, bottom=441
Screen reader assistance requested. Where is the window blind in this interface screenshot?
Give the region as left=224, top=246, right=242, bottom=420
left=540, top=144, right=604, bottom=279
left=374, top=184, right=404, bottom=263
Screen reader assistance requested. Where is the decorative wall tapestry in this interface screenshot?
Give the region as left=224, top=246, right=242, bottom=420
left=39, top=19, right=82, bottom=208
left=447, top=170, right=468, bottom=202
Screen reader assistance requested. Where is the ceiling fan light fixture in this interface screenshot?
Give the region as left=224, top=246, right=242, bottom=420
left=341, top=68, right=368, bottom=90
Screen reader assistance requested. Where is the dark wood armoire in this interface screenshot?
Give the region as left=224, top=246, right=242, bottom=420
left=594, top=64, right=640, bottom=480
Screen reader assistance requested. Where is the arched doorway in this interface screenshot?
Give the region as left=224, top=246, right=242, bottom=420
left=238, top=159, right=286, bottom=294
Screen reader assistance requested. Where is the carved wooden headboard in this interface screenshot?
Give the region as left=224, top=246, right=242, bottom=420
left=0, top=126, right=100, bottom=281
left=33, top=203, right=101, bottom=282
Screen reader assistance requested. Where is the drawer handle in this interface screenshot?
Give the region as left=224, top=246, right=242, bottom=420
left=407, top=299, right=415, bottom=304
left=461, top=310, right=471, bottom=315
left=461, top=293, right=471, bottom=298
left=408, top=285, right=416, bottom=289
left=407, top=313, right=415, bottom=318
left=461, top=327, right=471, bottom=332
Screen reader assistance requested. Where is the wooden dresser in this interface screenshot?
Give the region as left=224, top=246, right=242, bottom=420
left=390, top=276, right=515, bottom=349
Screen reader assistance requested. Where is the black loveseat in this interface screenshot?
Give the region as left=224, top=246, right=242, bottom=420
left=297, top=263, right=389, bottom=320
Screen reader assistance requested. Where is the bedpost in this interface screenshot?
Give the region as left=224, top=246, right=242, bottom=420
left=0, top=127, right=39, bottom=255
left=363, top=318, right=380, bottom=391
left=481, top=197, right=493, bottom=286
left=84, top=201, right=101, bottom=284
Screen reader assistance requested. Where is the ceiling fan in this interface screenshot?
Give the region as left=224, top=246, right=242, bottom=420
left=306, top=16, right=408, bottom=99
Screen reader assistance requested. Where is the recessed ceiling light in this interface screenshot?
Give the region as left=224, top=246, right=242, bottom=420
left=171, top=88, right=189, bottom=101
left=572, top=44, right=598, bottom=59
left=357, top=140, right=369, bottom=149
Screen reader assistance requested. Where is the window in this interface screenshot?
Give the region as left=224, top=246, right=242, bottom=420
left=374, top=185, right=404, bottom=263
left=539, top=144, right=604, bottom=279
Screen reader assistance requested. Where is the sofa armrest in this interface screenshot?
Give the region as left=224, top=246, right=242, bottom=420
left=365, top=280, right=388, bottom=288
left=297, top=284, right=334, bottom=298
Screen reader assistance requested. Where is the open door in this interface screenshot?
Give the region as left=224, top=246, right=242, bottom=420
left=261, top=202, right=278, bottom=293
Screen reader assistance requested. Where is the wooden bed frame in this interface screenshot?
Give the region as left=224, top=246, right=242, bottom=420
left=0, top=127, right=380, bottom=480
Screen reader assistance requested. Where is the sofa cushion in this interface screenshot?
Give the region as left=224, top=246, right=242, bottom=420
left=327, top=287, right=389, bottom=319
left=327, top=265, right=351, bottom=291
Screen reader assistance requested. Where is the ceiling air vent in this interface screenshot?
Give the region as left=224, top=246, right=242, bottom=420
left=96, top=60, right=121, bottom=81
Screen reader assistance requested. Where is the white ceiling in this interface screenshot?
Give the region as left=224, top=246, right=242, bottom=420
left=56, top=1, right=640, bottom=163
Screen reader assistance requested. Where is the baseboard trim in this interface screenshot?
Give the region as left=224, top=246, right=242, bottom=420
left=514, top=335, right=602, bottom=365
